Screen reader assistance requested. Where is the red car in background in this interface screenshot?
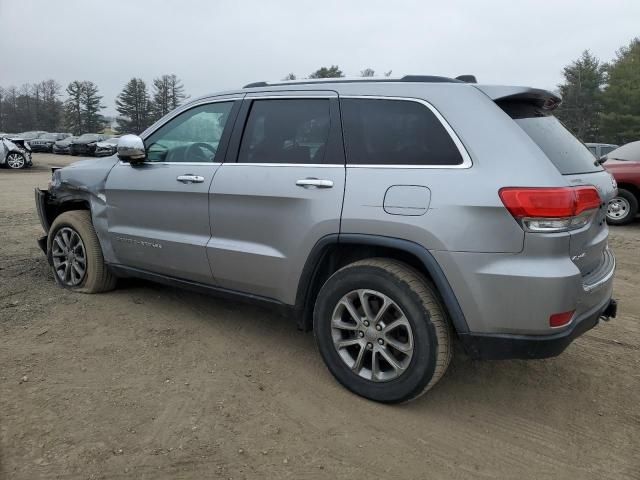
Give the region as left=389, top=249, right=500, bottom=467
left=604, top=141, right=640, bottom=225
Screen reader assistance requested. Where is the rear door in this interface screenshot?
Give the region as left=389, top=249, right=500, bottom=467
left=105, top=97, right=241, bottom=284
left=207, top=92, right=346, bottom=303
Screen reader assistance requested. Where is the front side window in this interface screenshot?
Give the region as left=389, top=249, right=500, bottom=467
left=341, top=98, right=463, bottom=166
left=145, top=101, right=234, bottom=163
left=237, top=99, right=330, bottom=164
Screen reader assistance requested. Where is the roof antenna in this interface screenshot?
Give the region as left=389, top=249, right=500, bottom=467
left=456, top=75, right=477, bottom=83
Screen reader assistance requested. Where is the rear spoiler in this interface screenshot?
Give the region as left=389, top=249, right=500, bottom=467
left=474, top=85, right=562, bottom=111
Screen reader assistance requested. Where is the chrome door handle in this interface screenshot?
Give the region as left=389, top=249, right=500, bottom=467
left=177, top=174, right=205, bottom=183
left=296, top=178, right=334, bottom=188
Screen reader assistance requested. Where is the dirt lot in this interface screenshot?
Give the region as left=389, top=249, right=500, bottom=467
left=1, top=153, right=639, bottom=479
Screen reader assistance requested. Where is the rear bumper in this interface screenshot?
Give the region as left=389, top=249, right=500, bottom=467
left=459, top=297, right=617, bottom=359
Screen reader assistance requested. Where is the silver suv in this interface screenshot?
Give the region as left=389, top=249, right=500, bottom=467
left=35, top=76, right=618, bottom=403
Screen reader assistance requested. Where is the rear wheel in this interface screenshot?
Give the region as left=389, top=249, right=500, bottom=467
left=6, top=152, right=26, bottom=169
left=607, top=189, right=638, bottom=225
left=313, top=258, right=452, bottom=403
left=47, top=211, right=116, bottom=293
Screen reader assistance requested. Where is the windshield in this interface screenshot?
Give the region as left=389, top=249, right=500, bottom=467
left=43, top=133, right=59, bottom=140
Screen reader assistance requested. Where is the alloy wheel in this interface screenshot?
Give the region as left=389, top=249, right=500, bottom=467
left=51, top=227, right=87, bottom=286
left=331, top=289, right=414, bottom=382
left=6, top=153, right=25, bottom=169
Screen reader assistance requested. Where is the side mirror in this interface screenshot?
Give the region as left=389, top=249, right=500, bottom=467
left=117, top=134, right=146, bottom=163
left=598, top=155, right=608, bottom=165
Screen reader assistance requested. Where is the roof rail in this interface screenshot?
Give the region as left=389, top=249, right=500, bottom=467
left=242, top=74, right=467, bottom=89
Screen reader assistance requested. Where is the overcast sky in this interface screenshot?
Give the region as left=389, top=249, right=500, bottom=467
left=1, top=0, right=639, bottom=115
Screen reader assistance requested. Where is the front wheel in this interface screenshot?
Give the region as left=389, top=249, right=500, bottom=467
left=47, top=210, right=116, bottom=293
left=607, top=189, right=638, bottom=225
left=6, top=152, right=27, bottom=169
left=313, top=258, right=452, bottom=403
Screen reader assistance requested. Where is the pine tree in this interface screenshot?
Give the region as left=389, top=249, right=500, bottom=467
left=64, top=81, right=84, bottom=134
left=600, top=38, right=640, bottom=144
left=555, top=50, right=606, bottom=142
left=151, top=74, right=187, bottom=122
left=81, top=81, right=105, bottom=132
left=115, top=78, right=152, bottom=134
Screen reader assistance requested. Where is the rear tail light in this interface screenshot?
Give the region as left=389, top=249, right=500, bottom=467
left=499, top=186, right=601, bottom=232
left=549, top=310, right=574, bottom=328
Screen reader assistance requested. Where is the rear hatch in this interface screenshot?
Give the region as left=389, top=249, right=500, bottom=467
left=484, top=86, right=616, bottom=278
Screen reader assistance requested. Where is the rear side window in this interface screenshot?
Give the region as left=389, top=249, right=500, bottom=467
left=238, top=99, right=330, bottom=164
left=500, top=101, right=602, bottom=175
left=340, top=98, right=463, bottom=166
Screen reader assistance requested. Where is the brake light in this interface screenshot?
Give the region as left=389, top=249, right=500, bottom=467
left=499, top=186, right=601, bottom=232
left=549, top=310, right=574, bottom=328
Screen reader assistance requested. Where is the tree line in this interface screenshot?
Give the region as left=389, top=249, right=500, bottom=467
left=0, top=74, right=188, bottom=136
left=554, top=37, right=639, bottom=145
left=3, top=44, right=637, bottom=143
left=283, top=66, right=392, bottom=80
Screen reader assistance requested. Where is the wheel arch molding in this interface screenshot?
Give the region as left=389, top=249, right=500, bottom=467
left=294, top=233, right=470, bottom=335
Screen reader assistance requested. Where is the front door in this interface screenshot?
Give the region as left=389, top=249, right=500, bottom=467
left=105, top=97, right=241, bottom=284
left=207, top=93, right=346, bottom=304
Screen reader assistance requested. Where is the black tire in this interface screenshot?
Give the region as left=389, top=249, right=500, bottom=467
left=606, top=188, right=638, bottom=225
left=313, top=258, right=452, bottom=403
left=47, top=210, right=116, bottom=293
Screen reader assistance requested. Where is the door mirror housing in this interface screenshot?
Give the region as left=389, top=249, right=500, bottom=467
left=117, top=134, right=146, bottom=163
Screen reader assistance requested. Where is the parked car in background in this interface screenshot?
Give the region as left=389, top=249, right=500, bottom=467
left=69, top=133, right=108, bottom=156
left=29, top=132, right=72, bottom=152
left=35, top=76, right=618, bottom=403
left=52, top=136, right=78, bottom=154
left=94, top=137, right=120, bottom=157
left=603, top=141, right=640, bottom=225
left=1, top=137, right=32, bottom=169
left=586, top=143, right=619, bottom=159
left=11, top=131, right=48, bottom=142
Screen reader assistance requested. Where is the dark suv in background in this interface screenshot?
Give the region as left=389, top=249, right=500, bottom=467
left=69, top=133, right=109, bottom=156
left=29, top=132, right=72, bottom=152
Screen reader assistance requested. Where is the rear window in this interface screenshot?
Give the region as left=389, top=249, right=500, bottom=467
left=500, top=100, right=602, bottom=175
left=341, top=98, right=463, bottom=166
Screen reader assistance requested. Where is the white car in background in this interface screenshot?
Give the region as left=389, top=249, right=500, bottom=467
left=94, top=137, right=120, bottom=157
left=0, top=137, right=33, bottom=169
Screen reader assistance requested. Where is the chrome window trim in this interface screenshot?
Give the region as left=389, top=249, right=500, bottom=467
left=136, top=97, right=242, bottom=165
left=245, top=94, right=338, bottom=99
left=222, top=163, right=343, bottom=168
left=118, top=161, right=222, bottom=167
left=340, top=95, right=473, bottom=169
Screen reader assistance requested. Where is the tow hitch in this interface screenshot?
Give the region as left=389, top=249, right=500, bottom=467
left=600, top=299, right=618, bottom=321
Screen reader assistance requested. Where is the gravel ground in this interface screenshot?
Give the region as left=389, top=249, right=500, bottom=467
left=1, top=153, right=639, bottom=479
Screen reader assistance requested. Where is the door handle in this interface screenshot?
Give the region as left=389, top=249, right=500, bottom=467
left=296, top=178, right=334, bottom=189
left=177, top=174, right=205, bottom=183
